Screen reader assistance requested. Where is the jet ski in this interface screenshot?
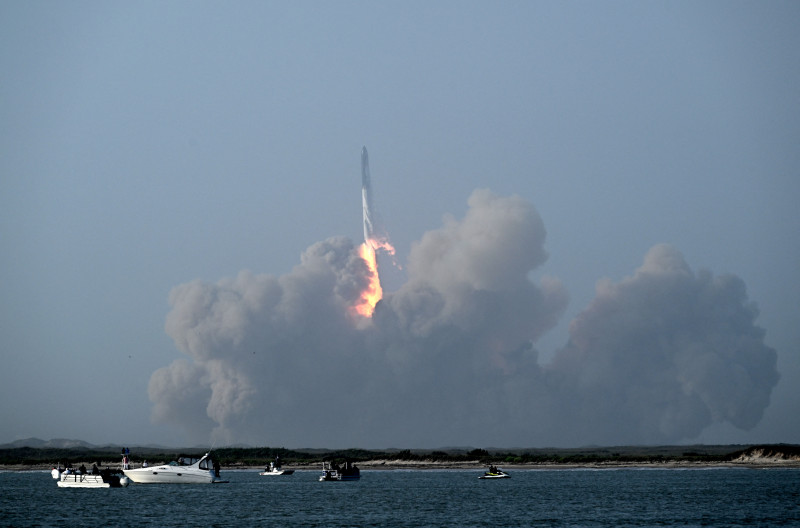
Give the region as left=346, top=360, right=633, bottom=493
left=478, top=466, right=510, bottom=479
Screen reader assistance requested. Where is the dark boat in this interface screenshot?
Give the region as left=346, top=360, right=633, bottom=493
left=319, top=459, right=360, bottom=481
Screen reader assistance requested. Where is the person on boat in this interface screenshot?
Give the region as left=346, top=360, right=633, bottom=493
left=213, top=458, right=220, bottom=478
left=121, top=447, right=131, bottom=469
left=91, top=464, right=100, bottom=475
left=142, top=460, right=148, bottom=468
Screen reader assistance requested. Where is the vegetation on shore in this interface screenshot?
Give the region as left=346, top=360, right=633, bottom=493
left=2, top=444, right=798, bottom=468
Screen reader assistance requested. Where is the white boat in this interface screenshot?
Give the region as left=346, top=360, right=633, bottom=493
left=319, top=460, right=360, bottom=481
left=123, top=452, right=228, bottom=484
left=478, top=466, right=510, bottom=479
left=259, top=459, right=294, bottom=476
left=57, top=469, right=130, bottom=488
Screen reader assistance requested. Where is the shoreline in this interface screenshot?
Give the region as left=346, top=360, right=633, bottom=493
left=6, top=459, right=799, bottom=472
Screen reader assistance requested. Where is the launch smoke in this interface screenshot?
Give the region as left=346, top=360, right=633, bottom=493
left=148, top=173, right=778, bottom=447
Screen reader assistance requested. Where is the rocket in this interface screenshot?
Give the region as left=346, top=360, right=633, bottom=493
left=361, top=146, right=376, bottom=247
left=360, top=146, right=395, bottom=257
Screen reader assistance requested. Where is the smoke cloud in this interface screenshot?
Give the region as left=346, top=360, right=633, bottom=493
left=148, top=189, right=778, bottom=447
left=547, top=244, right=779, bottom=445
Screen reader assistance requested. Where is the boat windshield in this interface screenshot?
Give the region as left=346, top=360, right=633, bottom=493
left=173, top=455, right=202, bottom=466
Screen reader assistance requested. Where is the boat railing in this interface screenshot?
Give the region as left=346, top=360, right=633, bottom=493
left=61, top=473, right=98, bottom=483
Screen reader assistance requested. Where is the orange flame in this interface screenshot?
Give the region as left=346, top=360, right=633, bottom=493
left=353, top=239, right=395, bottom=318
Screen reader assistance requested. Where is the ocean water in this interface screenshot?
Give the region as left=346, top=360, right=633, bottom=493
left=2, top=467, right=798, bottom=527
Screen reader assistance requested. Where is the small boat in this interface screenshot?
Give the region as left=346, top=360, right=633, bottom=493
left=478, top=466, right=510, bottom=479
left=57, top=468, right=130, bottom=488
left=123, top=452, right=228, bottom=484
left=259, top=457, right=294, bottom=476
left=319, top=460, right=360, bottom=481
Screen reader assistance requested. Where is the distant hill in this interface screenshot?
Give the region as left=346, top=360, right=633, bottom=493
left=0, top=438, right=97, bottom=449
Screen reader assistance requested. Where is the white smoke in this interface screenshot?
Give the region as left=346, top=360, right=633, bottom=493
left=547, top=244, right=779, bottom=445
left=148, top=189, right=778, bottom=447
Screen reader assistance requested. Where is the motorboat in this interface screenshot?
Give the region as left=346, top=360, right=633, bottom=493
left=478, top=466, right=510, bottom=479
left=319, top=460, right=360, bottom=481
left=57, top=468, right=130, bottom=488
left=259, top=458, right=294, bottom=476
left=123, top=452, right=228, bottom=484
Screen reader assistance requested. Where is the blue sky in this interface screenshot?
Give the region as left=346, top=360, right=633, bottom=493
left=1, top=1, right=798, bottom=448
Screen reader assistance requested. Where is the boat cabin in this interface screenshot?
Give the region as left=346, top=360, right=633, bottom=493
left=171, top=454, right=217, bottom=471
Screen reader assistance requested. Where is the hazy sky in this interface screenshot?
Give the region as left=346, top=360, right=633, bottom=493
left=2, top=1, right=798, bottom=449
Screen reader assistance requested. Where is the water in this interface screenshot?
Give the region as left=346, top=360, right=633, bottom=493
left=2, top=468, right=799, bottom=527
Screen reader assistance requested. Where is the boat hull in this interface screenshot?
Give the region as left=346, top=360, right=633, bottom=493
left=319, top=471, right=360, bottom=481
left=57, top=473, right=129, bottom=488
left=124, top=467, right=224, bottom=484
left=259, top=469, right=294, bottom=476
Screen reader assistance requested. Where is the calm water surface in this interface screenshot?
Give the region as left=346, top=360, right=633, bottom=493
left=2, top=467, right=799, bottom=527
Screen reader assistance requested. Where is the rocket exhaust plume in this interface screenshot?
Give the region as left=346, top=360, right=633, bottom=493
left=354, top=242, right=382, bottom=317
left=354, top=146, right=395, bottom=317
